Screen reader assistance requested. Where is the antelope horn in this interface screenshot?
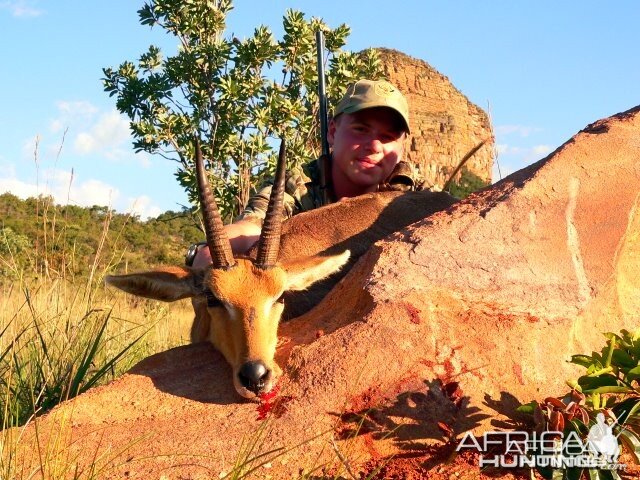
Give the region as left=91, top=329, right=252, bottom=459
left=194, top=139, right=236, bottom=270
left=255, top=138, right=287, bottom=269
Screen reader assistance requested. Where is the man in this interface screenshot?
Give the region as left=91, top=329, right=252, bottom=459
left=186, top=78, right=417, bottom=268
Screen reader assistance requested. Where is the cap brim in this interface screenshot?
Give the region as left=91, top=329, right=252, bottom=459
left=341, top=102, right=410, bottom=133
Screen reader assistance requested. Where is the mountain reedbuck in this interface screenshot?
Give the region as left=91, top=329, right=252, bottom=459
left=106, top=140, right=457, bottom=399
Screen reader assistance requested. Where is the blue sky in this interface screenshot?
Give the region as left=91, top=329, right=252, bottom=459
left=1, top=1, right=638, bottom=219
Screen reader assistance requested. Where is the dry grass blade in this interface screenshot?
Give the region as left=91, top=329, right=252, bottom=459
left=443, top=137, right=491, bottom=193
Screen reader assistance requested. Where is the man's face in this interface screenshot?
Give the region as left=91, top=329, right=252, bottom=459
left=328, top=107, right=406, bottom=192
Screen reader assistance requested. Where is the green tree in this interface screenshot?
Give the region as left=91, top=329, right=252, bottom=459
left=0, top=193, right=204, bottom=283
left=103, top=0, right=384, bottom=220
left=0, top=227, right=32, bottom=276
left=447, top=168, right=490, bottom=199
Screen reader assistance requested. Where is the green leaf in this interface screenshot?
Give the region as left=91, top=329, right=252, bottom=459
left=572, top=354, right=596, bottom=368
left=517, top=401, right=538, bottom=415
left=587, top=366, right=615, bottom=378
left=567, top=379, right=583, bottom=392
left=611, top=397, right=640, bottom=425
left=611, top=349, right=636, bottom=368
left=625, top=365, right=640, bottom=383
left=585, top=386, right=633, bottom=394
left=578, top=374, right=619, bottom=392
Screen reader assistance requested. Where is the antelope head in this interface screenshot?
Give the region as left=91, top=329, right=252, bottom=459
left=106, top=139, right=349, bottom=399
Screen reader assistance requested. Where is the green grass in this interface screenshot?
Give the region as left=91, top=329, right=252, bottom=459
left=0, top=273, right=194, bottom=478
left=0, top=180, right=194, bottom=477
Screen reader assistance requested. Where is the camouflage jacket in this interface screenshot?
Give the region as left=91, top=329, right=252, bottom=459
left=239, top=159, right=421, bottom=222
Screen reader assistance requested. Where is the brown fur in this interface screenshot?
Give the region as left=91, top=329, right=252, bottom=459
left=273, top=190, right=458, bottom=318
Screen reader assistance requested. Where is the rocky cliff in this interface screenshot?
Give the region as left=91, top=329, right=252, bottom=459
left=377, top=48, right=494, bottom=188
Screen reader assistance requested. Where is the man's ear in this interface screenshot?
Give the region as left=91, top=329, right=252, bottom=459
left=106, top=266, right=204, bottom=302
left=327, top=117, right=337, bottom=147
left=282, top=250, right=350, bottom=291
left=401, top=133, right=408, bottom=155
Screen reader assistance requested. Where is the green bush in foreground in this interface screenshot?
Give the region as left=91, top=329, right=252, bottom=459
left=518, top=329, right=640, bottom=479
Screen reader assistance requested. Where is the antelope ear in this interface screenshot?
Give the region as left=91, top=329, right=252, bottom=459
left=282, top=250, right=350, bottom=291
left=105, top=266, right=204, bottom=302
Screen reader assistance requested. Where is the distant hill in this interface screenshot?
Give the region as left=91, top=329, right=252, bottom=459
left=0, top=192, right=203, bottom=281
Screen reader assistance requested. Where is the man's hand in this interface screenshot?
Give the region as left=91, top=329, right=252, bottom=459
left=192, top=219, right=262, bottom=268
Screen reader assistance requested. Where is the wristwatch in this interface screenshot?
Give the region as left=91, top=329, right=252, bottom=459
left=185, top=241, right=207, bottom=267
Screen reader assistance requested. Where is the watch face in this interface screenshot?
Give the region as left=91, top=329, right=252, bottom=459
left=185, top=244, right=198, bottom=266
left=186, top=241, right=207, bottom=266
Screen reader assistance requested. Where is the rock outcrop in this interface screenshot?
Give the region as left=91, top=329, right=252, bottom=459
left=377, top=48, right=494, bottom=188
left=12, top=106, right=640, bottom=479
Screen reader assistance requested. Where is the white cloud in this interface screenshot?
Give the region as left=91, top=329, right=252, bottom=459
left=491, top=143, right=555, bottom=184
left=126, top=195, right=163, bottom=220
left=21, top=134, right=40, bottom=160
left=55, top=100, right=98, bottom=117
left=19, top=134, right=67, bottom=168
left=49, top=119, right=64, bottom=133
left=1, top=0, right=43, bottom=17
left=0, top=164, right=164, bottom=220
left=495, top=144, right=553, bottom=163
left=74, top=133, right=96, bottom=154
left=72, top=110, right=131, bottom=160
left=67, top=178, right=118, bottom=208
left=0, top=176, right=38, bottom=198
left=0, top=166, right=118, bottom=207
left=44, top=102, right=151, bottom=167
left=495, top=125, right=542, bottom=138
left=48, top=102, right=133, bottom=161
left=531, top=144, right=553, bottom=156
left=50, top=100, right=98, bottom=133
left=495, top=143, right=522, bottom=156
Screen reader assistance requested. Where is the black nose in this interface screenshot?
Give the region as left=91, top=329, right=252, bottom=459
left=238, top=361, right=270, bottom=394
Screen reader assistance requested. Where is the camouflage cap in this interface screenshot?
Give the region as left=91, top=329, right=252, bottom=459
left=334, top=79, right=410, bottom=133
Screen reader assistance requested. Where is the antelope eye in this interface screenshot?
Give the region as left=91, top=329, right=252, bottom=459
left=204, top=289, right=222, bottom=308
left=275, top=293, right=285, bottom=305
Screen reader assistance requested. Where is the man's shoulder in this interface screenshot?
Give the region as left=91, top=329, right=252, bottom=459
left=285, top=159, right=323, bottom=211
left=292, top=159, right=320, bottom=185
left=384, top=160, right=421, bottom=191
left=238, top=158, right=322, bottom=221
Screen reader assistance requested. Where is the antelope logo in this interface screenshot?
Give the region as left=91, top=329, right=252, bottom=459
left=106, top=140, right=350, bottom=399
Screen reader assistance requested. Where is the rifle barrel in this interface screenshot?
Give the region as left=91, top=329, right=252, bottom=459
left=315, top=30, right=329, bottom=157
left=315, top=30, right=330, bottom=206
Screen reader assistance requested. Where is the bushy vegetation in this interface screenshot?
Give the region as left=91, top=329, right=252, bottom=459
left=103, top=0, right=384, bottom=219
left=0, top=195, right=195, bottom=480
left=0, top=192, right=199, bottom=439
left=517, top=330, right=640, bottom=479
left=447, top=167, right=490, bottom=199
left=0, top=192, right=202, bottom=282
